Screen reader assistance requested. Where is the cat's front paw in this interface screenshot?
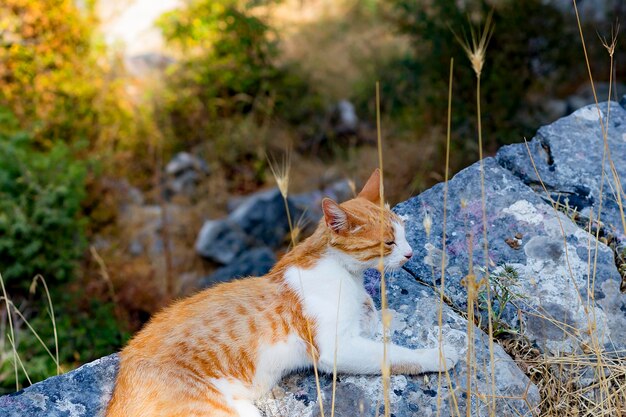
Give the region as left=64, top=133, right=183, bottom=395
left=437, top=345, right=459, bottom=372
left=420, top=345, right=459, bottom=373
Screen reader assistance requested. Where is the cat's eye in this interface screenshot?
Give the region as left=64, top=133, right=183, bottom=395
left=385, top=240, right=396, bottom=246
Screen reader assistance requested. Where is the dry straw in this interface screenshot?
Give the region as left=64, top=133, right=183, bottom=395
left=454, top=11, right=497, bottom=416
left=267, top=148, right=326, bottom=417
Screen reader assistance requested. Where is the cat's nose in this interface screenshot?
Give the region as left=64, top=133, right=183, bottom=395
left=404, top=251, right=413, bottom=260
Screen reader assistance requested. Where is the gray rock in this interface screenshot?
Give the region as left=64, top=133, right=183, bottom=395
left=197, top=187, right=301, bottom=264
left=0, top=354, right=118, bottom=417
left=332, top=100, right=359, bottom=135
left=167, top=169, right=200, bottom=195
left=165, top=151, right=209, bottom=176
left=259, top=268, right=538, bottom=416
left=195, top=219, right=250, bottom=264
left=229, top=188, right=301, bottom=248
left=164, top=152, right=209, bottom=197
left=0, top=271, right=537, bottom=417
left=396, top=156, right=625, bottom=353
left=497, top=101, right=626, bottom=244
left=290, top=180, right=354, bottom=230
left=228, top=180, right=353, bottom=221
left=200, top=247, right=277, bottom=287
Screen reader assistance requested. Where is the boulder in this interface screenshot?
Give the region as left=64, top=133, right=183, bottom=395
left=497, top=101, right=626, bottom=244
left=0, top=354, right=118, bottom=417
left=289, top=179, right=354, bottom=230
left=229, top=188, right=301, bottom=248
left=0, top=270, right=538, bottom=417
left=196, top=188, right=301, bottom=263
left=259, top=268, right=538, bottom=416
left=199, top=247, right=277, bottom=287
left=397, top=156, right=625, bottom=353
left=165, top=152, right=210, bottom=176
left=195, top=219, right=250, bottom=264
left=164, top=152, right=210, bottom=197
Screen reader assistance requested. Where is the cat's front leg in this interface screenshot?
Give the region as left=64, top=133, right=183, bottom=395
left=359, top=296, right=379, bottom=337
left=390, top=344, right=460, bottom=374
left=316, top=335, right=459, bottom=375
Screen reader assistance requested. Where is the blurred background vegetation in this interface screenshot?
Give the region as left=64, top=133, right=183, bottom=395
left=0, top=0, right=624, bottom=392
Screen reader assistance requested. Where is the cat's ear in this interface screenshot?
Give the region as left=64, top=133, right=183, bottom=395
left=322, top=198, right=349, bottom=234
left=358, top=168, right=381, bottom=204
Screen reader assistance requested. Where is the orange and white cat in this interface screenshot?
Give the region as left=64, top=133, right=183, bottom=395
left=106, top=169, right=458, bottom=417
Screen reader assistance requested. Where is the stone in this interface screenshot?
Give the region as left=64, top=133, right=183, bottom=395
left=164, top=152, right=210, bottom=198
left=229, top=188, right=301, bottom=248
left=331, top=100, right=359, bottom=136
left=195, top=219, right=250, bottom=264
left=396, top=156, right=626, bottom=353
left=258, top=268, right=539, bottom=417
left=0, top=354, right=119, bottom=417
left=0, top=270, right=538, bottom=417
left=497, top=101, right=626, bottom=244
left=228, top=180, right=352, bottom=222
left=289, top=180, right=354, bottom=231
left=165, top=152, right=209, bottom=176
left=199, top=247, right=277, bottom=287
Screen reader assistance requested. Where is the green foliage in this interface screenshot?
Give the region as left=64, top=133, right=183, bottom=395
left=359, top=0, right=581, bottom=152
left=478, top=264, right=526, bottom=337
left=0, top=108, right=87, bottom=293
left=0, top=0, right=138, bottom=150
left=156, top=0, right=323, bottom=146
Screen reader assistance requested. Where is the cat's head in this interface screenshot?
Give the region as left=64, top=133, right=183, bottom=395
left=321, top=169, right=413, bottom=271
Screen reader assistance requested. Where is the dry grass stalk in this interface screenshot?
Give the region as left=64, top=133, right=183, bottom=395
left=0, top=272, right=18, bottom=390
left=29, top=275, right=59, bottom=376
left=455, top=12, right=497, bottom=416
left=268, top=148, right=325, bottom=417
left=436, top=57, right=461, bottom=417
left=375, top=80, right=393, bottom=417
left=0, top=272, right=62, bottom=391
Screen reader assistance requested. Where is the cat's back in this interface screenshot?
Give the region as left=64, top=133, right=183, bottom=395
left=122, top=276, right=290, bottom=357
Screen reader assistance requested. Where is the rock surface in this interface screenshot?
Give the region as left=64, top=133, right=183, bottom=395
left=0, top=355, right=118, bottom=417
left=200, top=247, right=277, bottom=287
left=0, top=270, right=538, bottom=417
left=196, top=188, right=301, bottom=262
left=195, top=219, right=251, bottom=264
left=497, top=101, right=626, bottom=243
left=396, top=156, right=625, bottom=353
left=7, top=100, right=626, bottom=415
left=258, top=269, right=538, bottom=417
left=197, top=180, right=353, bottom=270
left=164, top=151, right=210, bottom=198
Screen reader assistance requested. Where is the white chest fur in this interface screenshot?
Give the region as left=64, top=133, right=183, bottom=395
left=283, top=257, right=375, bottom=362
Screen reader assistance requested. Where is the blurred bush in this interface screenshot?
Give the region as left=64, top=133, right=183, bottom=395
left=0, top=108, right=86, bottom=293
left=0, top=0, right=138, bottom=152
left=354, top=0, right=582, bottom=155
left=156, top=0, right=324, bottom=148
left=0, top=107, right=129, bottom=393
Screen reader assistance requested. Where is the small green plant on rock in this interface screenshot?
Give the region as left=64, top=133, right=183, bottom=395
left=478, top=264, right=526, bottom=337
